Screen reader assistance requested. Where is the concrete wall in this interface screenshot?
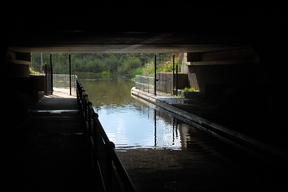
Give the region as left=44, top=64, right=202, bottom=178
left=30, top=74, right=45, bottom=101
left=156, top=72, right=188, bottom=93
left=188, top=48, right=259, bottom=63
left=185, top=48, right=266, bottom=104
left=7, top=52, right=31, bottom=78
left=184, top=48, right=272, bottom=136
left=188, top=64, right=268, bottom=103
left=7, top=64, right=30, bottom=78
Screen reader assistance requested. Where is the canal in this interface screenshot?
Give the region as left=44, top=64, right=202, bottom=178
left=80, top=77, right=183, bottom=150
left=78, top=77, right=287, bottom=192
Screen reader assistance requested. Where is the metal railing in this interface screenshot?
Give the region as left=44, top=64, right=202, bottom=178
left=135, top=75, right=155, bottom=94
left=76, top=77, right=137, bottom=192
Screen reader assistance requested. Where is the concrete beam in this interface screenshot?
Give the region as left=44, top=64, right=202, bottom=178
left=187, top=59, right=259, bottom=66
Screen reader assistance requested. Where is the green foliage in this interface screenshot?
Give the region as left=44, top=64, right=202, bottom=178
left=141, top=61, right=155, bottom=75
left=31, top=53, right=178, bottom=78
left=157, top=62, right=174, bottom=72
left=101, top=71, right=112, bottom=77
left=184, top=87, right=195, bottom=91
left=156, top=55, right=181, bottom=72
left=130, top=68, right=143, bottom=77
left=117, top=57, right=141, bottom=74
left=29, top=66, right=41, bottom=74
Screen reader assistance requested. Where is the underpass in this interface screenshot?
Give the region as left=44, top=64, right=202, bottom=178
left=1, top=3, right=288, bottom=191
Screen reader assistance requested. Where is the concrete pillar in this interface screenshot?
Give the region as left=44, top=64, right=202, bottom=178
left=7, top=52, right=31, bottom=77
left=180, top=53, right=189, bottom=74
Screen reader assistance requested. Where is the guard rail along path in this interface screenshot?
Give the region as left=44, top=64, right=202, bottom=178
left=76, top=77, right=137, bottom=192
left=135, top=75, right=155, bottom=94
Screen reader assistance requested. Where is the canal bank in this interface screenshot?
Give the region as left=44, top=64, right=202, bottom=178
left=131, top=87, right=288, bottom=163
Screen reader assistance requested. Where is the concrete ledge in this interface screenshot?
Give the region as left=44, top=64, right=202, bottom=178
left=131, top=87, right=288, bottom=162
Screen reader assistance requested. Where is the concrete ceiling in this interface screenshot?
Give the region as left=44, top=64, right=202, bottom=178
left=8, top=31, right=250, bottom=53
left=3, top=3, right=287, bottom=53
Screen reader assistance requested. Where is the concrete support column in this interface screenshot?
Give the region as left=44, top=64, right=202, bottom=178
left=254, top=45, right=288, bottom=109
left=6, top=52, right=31, bottom=78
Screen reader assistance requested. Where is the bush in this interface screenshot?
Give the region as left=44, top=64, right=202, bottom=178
left=141, top=62, right=155, bottom=74
left=101, top=71, right=111, bottom=77
left=130, top=68, right=143, bottom=78
left=117, top=57, right=141, bottom=75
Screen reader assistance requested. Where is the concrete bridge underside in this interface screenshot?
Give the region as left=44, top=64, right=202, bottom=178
left=1, top=3, right=288, bottom=150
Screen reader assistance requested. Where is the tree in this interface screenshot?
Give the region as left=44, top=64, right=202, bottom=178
left=31, top=52, right=175, bottom=76
left=117, top=57, right=141, bottom=75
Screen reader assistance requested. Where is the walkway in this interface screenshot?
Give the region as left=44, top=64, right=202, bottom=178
left=0, top=89, right=96, bottom=192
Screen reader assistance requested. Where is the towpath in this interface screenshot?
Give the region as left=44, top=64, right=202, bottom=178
left=0, top=89, right=95, bottom=191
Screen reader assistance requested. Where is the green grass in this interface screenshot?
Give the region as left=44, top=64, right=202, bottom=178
left=184, top=87, right=196, bottom=92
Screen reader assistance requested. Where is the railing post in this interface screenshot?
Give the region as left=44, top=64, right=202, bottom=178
left=175, top=62, right=178, bottom=96
left=147, top=76, right=150, bottom=93
left=83, top=93, right=88, bottom=120
left=69, top=54, right=72, bottom=95
left=87, top=102, right=93, bottom=160
left=92, top=113, right=99, bottom=159
left=76, top=78, right=137, bottom=192
left=91, top=112, right=107, bottom=192
left=88, top=102, right=92, bottom=132
left=106, top=141, right=115, bottom=192
left=172, top=54, right=175, bottom=95
left=154, top=55, right=157, bottom=96
left=80, top=89, right=85, bottom=104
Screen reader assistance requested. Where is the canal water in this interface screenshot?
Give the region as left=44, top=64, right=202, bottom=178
left=78, top=77, right=186, bottom=150
left=76, top=77, right=287, bottom=192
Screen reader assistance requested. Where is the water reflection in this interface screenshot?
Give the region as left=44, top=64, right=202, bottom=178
left=79, top=78, right=135, bottom=107
left=79, top=78, right=192, bottom=150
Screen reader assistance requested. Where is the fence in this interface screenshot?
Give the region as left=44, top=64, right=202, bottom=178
left=135, top=75, right=155, bottom=94
left=53, top=74, right=76, bottom=95
left=76, top=76, right=136, bottom=192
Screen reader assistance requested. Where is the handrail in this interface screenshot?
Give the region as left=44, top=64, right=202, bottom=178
left=76, top=76, right=137, bottom=192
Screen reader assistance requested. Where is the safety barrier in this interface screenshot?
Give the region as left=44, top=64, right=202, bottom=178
left=135, top=75, right=155, bottom=94
left=76, top=76, right=137, bottom=192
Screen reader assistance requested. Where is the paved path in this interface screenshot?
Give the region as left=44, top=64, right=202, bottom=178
left=1, top=89, right=96, bottom=191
